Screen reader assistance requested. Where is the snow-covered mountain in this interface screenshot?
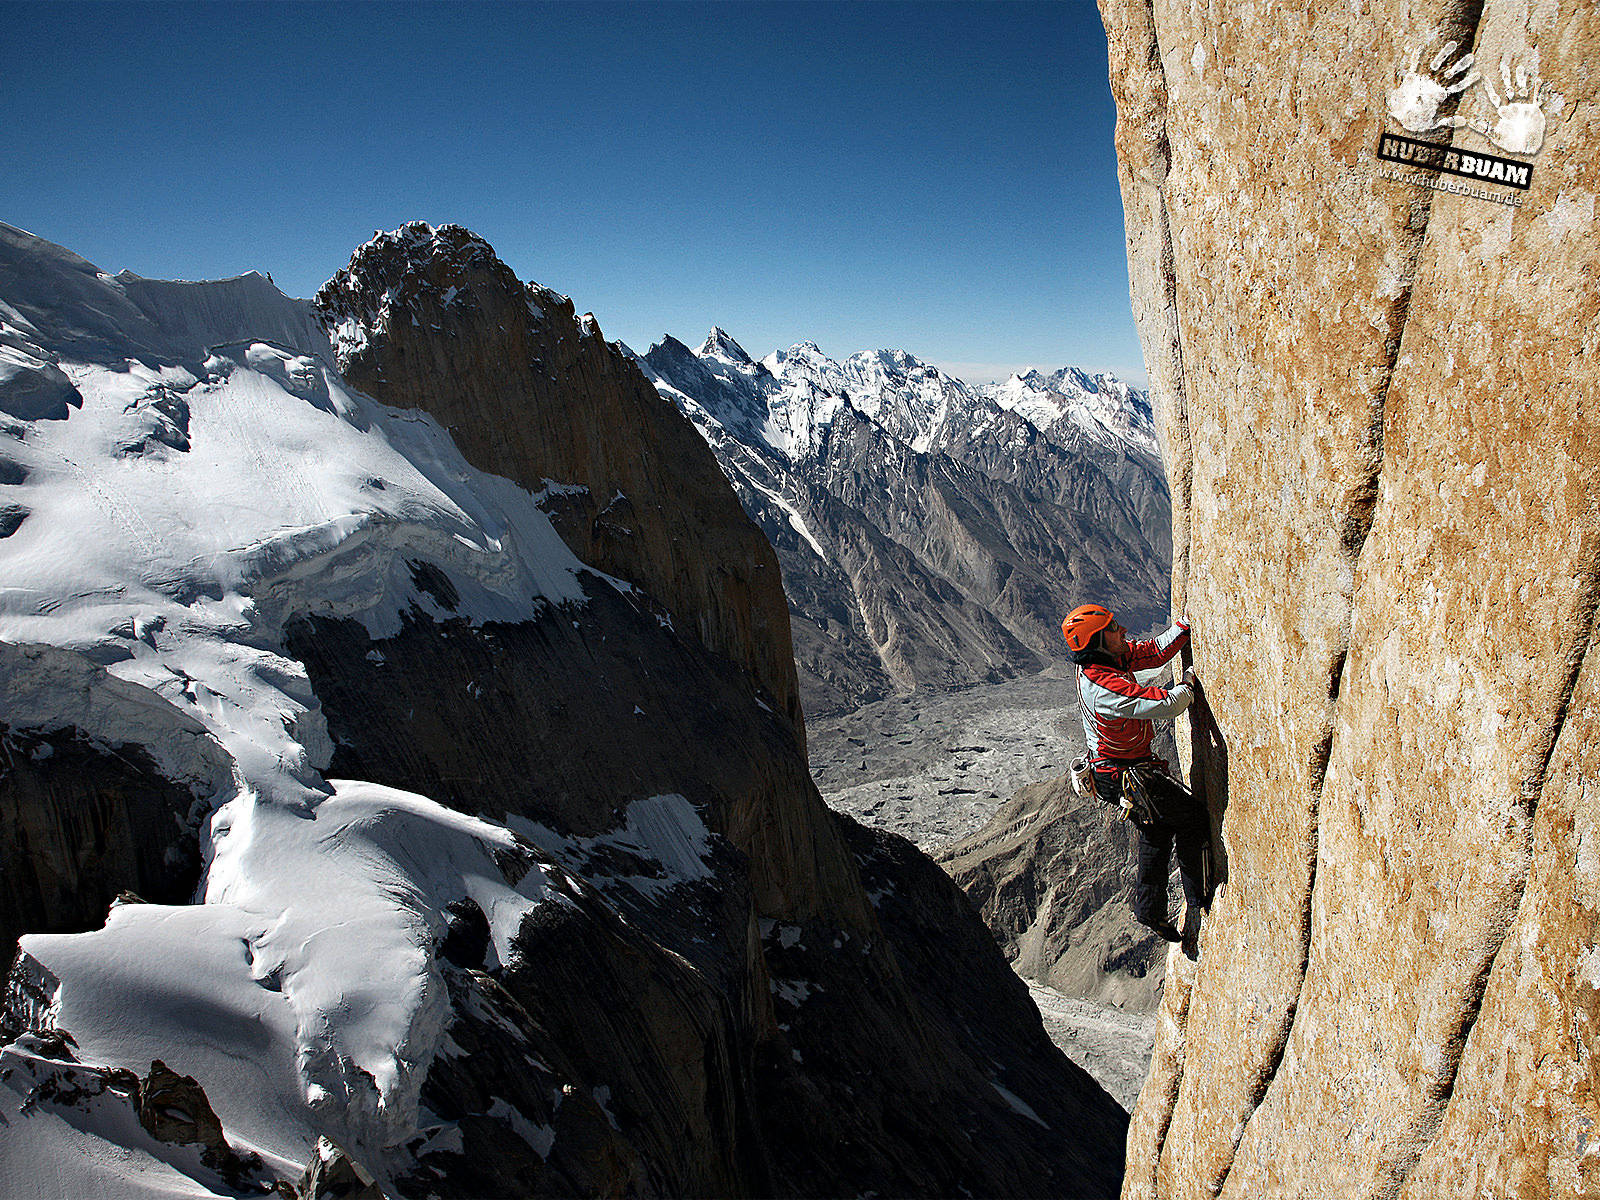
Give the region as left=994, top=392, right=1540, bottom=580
left=982, top=367, right=1157, bottom=460
left=640, top=330, right=1171, bottom=717
left=0, top=225, right=617, bottom=1188
left=644, top=329, right=1158, bottom=467
left=0, top=223, right=1127, bottom=1198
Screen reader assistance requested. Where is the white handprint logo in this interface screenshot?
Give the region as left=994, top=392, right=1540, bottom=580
left=1470, top=55, right=1548, bottom=154
left=1387, top=37, right=1479, bottom=133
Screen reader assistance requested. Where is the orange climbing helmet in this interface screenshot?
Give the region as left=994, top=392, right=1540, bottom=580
left=1061, top=604, right=1116, bottom=653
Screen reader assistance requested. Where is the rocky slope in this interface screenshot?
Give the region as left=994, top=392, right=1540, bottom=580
left=1100, top=2, right=1600, bottom=1196
left=641, top=330, right=1171, bottom=718
left=803, top=661, right=1178, bottom=1014
left=939, top=772, right=1171, bottom=1013
left=0, top=222, right=1128, bottom=1197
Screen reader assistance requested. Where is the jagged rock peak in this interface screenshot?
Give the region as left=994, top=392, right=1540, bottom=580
left=699, top=326, right=752, bottom=363
left=642, top=333, right=692, bottom=359
left=329, top=222, right=513, bottom=296
left=313, top=222, right=585, bottom=370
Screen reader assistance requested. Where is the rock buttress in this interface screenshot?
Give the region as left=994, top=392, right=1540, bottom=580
left=315, top=223, right=801, bottom=744
left=1102, top=0, right=1600, bottom=1196
left=313, top=223, right=835, bottom=922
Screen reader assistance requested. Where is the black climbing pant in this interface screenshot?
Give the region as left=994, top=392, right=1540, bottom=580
left=1093, top=762, right=1212, bottom=932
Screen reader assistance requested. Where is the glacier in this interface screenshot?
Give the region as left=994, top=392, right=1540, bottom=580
left=0, top=222, right=612, bottom=1193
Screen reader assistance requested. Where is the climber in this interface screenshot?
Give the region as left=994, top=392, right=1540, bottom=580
left=1062, top=603, right=1213, bottom=956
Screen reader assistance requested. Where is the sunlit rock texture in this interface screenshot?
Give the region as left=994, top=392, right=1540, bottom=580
left=1100, top=1, right=1600, bottom=1196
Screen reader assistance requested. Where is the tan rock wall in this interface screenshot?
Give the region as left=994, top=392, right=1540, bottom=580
left=1400, top=604, right=1600, bottom=1196
left=1102, top=0, right=1600, bottom=1194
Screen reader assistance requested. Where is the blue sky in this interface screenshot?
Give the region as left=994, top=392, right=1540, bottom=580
left=1, top=1, right=1143, bottom=383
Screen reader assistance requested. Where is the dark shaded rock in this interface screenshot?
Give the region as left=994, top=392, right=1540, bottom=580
left=0, top=504, right=26, bottom=537
left=299, top=1137, right=385, bottom=1200
left=764, top=815, right=1130, bottom=1197
left=437, top=899, right=489, bottom=970
left=0, top=352, right=81, bottom=422
left=398, top=964, right=650, bottom=1198
left=0, top=724, right=204, bottom=961
left=406, top=559, right=459, bottom=613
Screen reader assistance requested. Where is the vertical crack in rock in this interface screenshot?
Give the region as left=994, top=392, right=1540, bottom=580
left=1133, top=3, right=1198, bottom=1184
left=1159, top=194, right=1194, bottom=617
left=1212, top=6, right=1486, bottom=1191
left=1144, top=965, right=1196, bottom=1191
left=1519, top=537, right=1600, bottom=815
left=1383, top=535, right=1600, bottom=1199
left=1098, top=2, right=1197, bottom=1191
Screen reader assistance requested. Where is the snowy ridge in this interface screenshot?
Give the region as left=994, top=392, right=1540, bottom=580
left=761, top=343, right=957, bottom=453
left=983, top=366, right=1158, bottom=459
left=643, top=328, right=1153, bottom=468
left=15, top=783, right=562, bottom=1176
left=114, top=270, right=335, bottom=364
left=641, top=328, right=1170, bottom=717
left=0, top=226, right=633, bottom=1188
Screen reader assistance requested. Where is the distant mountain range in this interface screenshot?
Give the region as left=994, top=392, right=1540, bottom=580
left=635, top=330, right=1172, bottom=717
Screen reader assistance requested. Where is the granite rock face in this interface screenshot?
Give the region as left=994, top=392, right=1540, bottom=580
left=1101, top=1, right=1600, bottom=1196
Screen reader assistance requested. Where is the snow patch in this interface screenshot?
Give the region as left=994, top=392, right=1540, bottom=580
left=770, top=978, right=816, bottom=1006
left=989, top=1079, right=1050, bottom=1129
left=511, top=793, right=716, bottom=901
left=19, top=781, right=558, bottom=1173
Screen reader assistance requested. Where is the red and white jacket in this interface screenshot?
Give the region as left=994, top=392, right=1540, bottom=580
left=1076, top=621, right=1194, bottom=770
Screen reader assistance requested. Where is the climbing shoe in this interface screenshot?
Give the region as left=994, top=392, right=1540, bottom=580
left=1180, top=907, right=1203, bottom=961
